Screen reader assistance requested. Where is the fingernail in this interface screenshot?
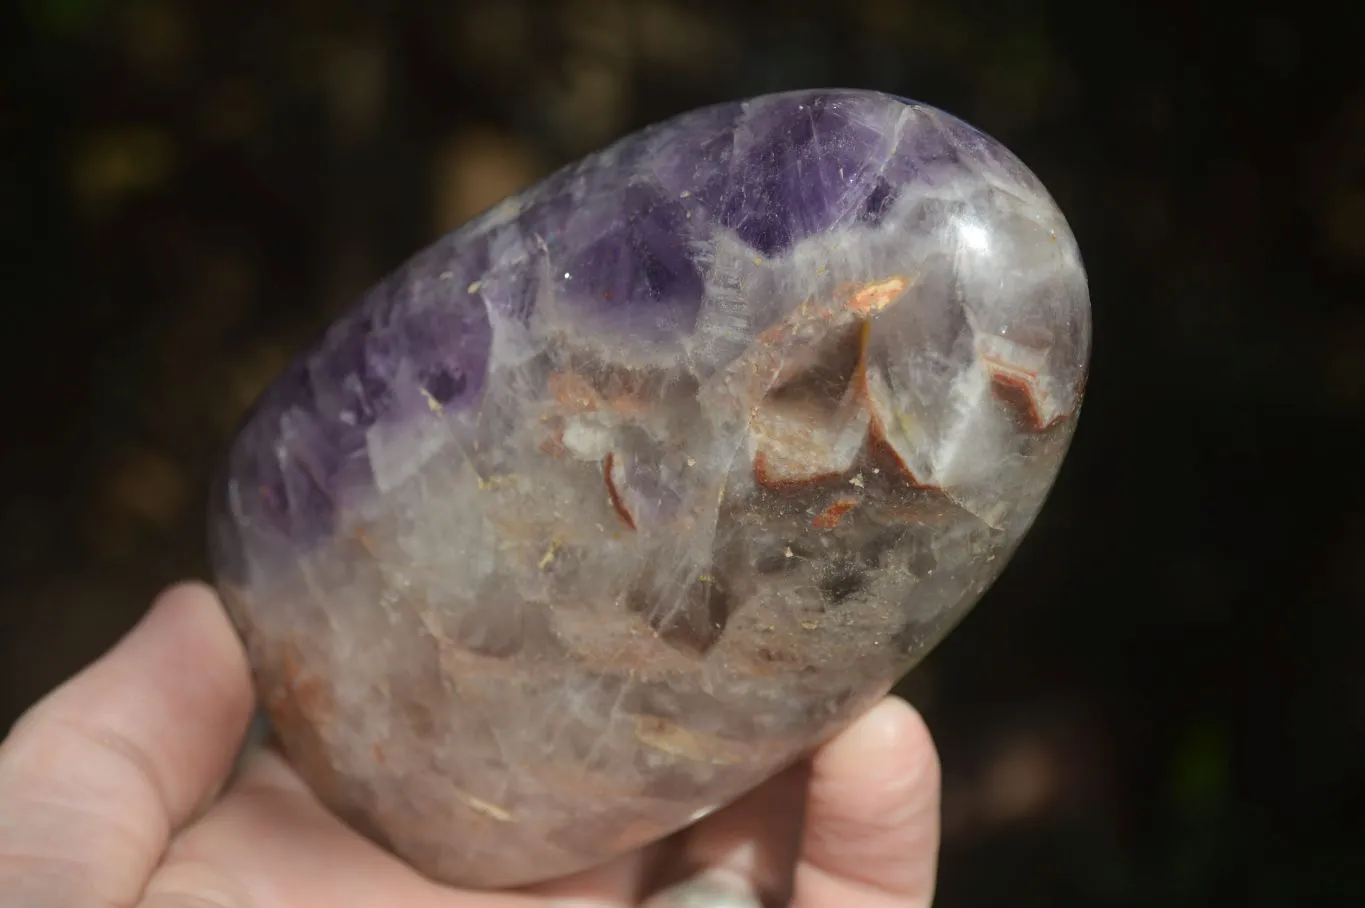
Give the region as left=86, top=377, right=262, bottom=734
left=639, top=870, right=763, bottom=908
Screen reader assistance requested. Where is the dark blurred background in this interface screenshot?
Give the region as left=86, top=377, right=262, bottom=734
left=2, top=0, right=1363, bottom=904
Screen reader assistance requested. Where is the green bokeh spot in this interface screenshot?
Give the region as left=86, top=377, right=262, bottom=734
left=24, top=0, right=107, bottom=37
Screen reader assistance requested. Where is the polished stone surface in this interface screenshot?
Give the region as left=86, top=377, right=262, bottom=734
left=209, top=88, right=1090, bottom=888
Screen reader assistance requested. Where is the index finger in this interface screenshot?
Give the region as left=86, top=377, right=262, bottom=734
left=0, top=582, right=255, bottom=907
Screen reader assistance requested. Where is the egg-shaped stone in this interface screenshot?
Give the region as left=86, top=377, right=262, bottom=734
left=209, top=88, right=1091, bottom=889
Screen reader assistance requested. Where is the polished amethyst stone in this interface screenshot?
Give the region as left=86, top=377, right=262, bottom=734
left=209, top=89, right=1091, bottom=888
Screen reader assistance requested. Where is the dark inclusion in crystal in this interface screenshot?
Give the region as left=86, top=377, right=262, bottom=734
left=209, top=89, right=1091, bottom=889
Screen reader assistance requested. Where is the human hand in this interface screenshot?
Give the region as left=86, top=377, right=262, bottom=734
left=0, top=582, right=941, bottom=907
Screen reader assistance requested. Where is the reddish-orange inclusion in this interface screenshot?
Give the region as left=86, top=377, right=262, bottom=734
left=813, top=497, right=858, bottom=529
left=604, top=452, right=637, bottom=530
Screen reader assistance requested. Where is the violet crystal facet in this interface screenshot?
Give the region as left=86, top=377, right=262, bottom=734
left=209, top=89, right=1091, bottom=888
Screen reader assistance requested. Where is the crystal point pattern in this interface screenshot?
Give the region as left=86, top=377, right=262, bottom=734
left=209, top=89, right=1091, bottom=889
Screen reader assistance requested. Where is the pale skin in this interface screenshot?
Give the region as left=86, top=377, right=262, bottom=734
left=0, top=583, right=941, bottom=907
